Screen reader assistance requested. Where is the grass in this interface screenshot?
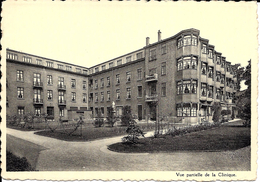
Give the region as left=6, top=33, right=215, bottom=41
left=6, top=151, right=35, bottom=171
left=34, top=122, right=156, bottom=141
left=108, top=121, right=251, bottom=153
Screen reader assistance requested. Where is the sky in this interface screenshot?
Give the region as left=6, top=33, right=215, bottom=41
left=2, top=1, right=258, bottom=69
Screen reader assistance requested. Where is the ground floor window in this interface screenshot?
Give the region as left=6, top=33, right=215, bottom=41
left=47, top=107, right=54, bottom=117
left=18, top=106, right=24, bottom=115
left=35, top=107, right=41, bottom=116
left=116, top=106, right=123, bottom=116
left=176, top=103, right=197, bottom=117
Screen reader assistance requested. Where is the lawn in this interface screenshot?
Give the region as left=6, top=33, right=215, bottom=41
left=108, top=122, right=251, bottom=153
left=34, top=122, right=156, bottom=141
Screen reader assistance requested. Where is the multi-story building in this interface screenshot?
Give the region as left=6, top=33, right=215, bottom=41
left=6, top=28, right=237, bottom=124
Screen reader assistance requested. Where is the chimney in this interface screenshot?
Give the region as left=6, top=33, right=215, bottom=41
left=158, top=30, right=161, bottom=41
left=146, top=37, right=150, bottom=46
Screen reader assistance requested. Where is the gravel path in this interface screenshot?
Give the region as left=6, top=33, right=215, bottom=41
left=6, top=123, right=250, bottom=171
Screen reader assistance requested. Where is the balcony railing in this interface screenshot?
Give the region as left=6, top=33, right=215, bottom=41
left=58, top=84, right=66, bottom=90
left=145, top=94, right=158, bottom=102
left=58, top=99, right=66, bottom=105
left=145, top=73, right=158, bottom=82
left=33, top=81, right=43, bottom=88
left=33, top=98, right=43, bottom=104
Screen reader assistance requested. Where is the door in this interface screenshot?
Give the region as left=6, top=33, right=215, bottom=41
left=138, top=105, right=142, bottom=120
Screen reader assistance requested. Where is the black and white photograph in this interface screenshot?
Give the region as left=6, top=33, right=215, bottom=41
left=2, top=1, right=258, bottom=181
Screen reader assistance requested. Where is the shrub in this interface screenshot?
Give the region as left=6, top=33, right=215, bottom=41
left=121, top=106, right=132, bottom=126
left=6, top=151, right=35, bottom=171
left=92, top=118, right=104, bottom=127
left=122, top=120, right=145, bottom=144
left=212, top=102, right=222, bottom=123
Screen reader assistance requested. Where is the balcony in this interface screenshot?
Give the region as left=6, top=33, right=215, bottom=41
left=33, top=81, right=43, bottom=88
left=33, top=98, right=43, bottom=105
left=145, top=94, right=158, bottom=102
left=145, top=73, right=158, bottom=82
left=58, top=84, right=66, bottom=91
left=58, top=99, right=66, bottom=106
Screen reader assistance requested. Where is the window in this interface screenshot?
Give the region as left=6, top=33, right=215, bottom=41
left=161, top=83, right=166, bottom=96
left=116, top=74, right=120, bottom=84
left=216, top=88, right=221, bottom=99
left=83, top=69, right=88, bottom=75
left=202, top=44, right=207, bottom=54
left=7, top=53, right=18, bottom=60
left=177, top=103, right=197, bottom=117
left=177, top=80, right=197, bottom=94
left=36, top=59, right=42, bottom=65
left=95, top=67, right=99, bottom=73
left=126, top=88, right=131, bottom=99
left=76, top=68, right=81, bottom=73
left=107, top=77, right=110, bottom=86
left=137, top=68, right=142, bottom=80
left=16, top=70, right=24, bottom=81
left=221, top=74, right=225, bottom=84
left=101, top=107, right=104, bottom=116
left=221, top=60, right=225, bottom=68
left=208, top=86, right=214, bottom=98
left=18, top=106, right=24, bottom=115
left=116, top=106, right=123, bottom=116
left=83, top=93, right=87, bottom=103
left=94, top=79, right=98, bottom=89
left=201, top=83, right=207, bottom=96
left=89, top=93, right=93, bottom=102
left=149, top=49, right=156, bottom=61
left=33, top=73, right=41, bottom=85
left=71, top=79, right=76, bottom=88
left=35, top=107, right=41, bottom=116
left=149, top=68, right=156, bottom=75
left=183, top=35, right=191, bottom=46
left=177, top=37, right=183, bottom=48
left=47, top=107, right=54, bottom=117
left=83, top=81, right=87, bottom=90
left=58, top=64, right=64, bottom=70
left=95, top=108, right=99, bottom=117
left=226, top=92, right=230, bottom=100
left=177, top=56, right=197, bottom=71
left=58, top=77, right=64, bottom=87
left=32, top=90, right=41, bottom=103
left=201, top=62, right=207, bottom=75
left=208, top=67, right=213, bottom=78
left=23, top=56, right=32, bottom=63
left=126, top=72, right=131, bottom=82
left=100, top=78, right=104, bottom=88
left=58, top=91, right=65, bottom=103
left=226, top=64, right=231, bottom=72
left=47, top=90, right=53, bottom=100
left=101, top=92, right=104, bottom=102
left=138, top=86, right=142, bottom=97
left=117, top=59, right=122, bottom=66
left=208, top=50, right=213, bottom=59
left=59, top=107, right=64, bottom=117
left=161, top=62, right=166, bottom=75
left=161, top=44, right=166, bottom=54
left=107, top=91, right=111, bottom=101
left=216, top=72, right=221, bottom=82
left=136, top=52, right=143, bottom=59
left=47, top=61, right=54, bottom=67
left=109, top=62, right=113, bottom=68
left=216, top=56, right=221, bottom=65
left=72, top=92, right=76, bottom=102
left=191, top=35, right=197, bottom=46
left=101, top=65, right=106, bottom=71
left=95, top=93, right=98, bottom=102
left=126, top=56, right=131, bottom=63
left=66, top=66, right=72, bottom=71
left=116, top=89, right=120, bottom=100
left=17, top=87, right=24, bottom=99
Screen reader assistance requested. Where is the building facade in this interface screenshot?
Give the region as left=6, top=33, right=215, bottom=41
left=6, top=28, right=237, bottom=124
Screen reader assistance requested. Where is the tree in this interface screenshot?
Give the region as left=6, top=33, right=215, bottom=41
left=122, top=119, right=145, bottom=144
left=212, top=102, right=221, bottom=123
left=121, top=106, right=132, bottom=126
left=236, top=60, right=251, bottom=126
